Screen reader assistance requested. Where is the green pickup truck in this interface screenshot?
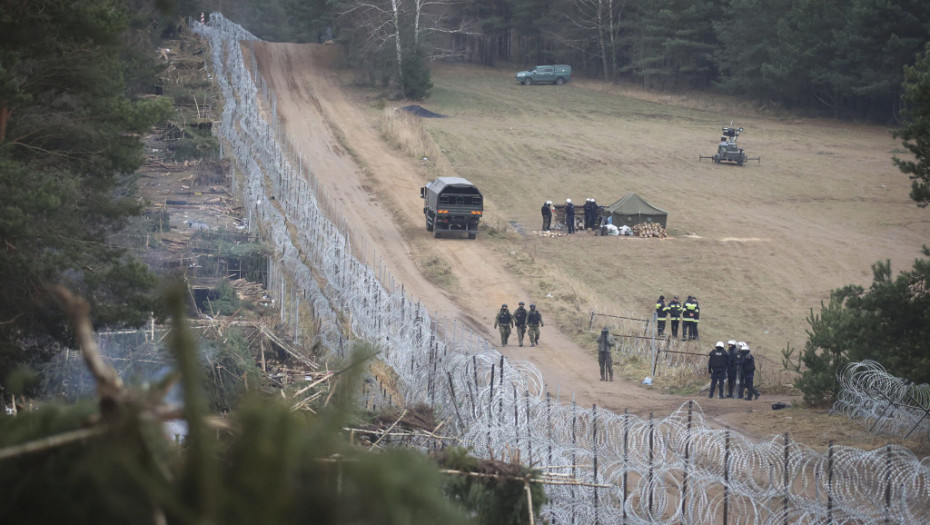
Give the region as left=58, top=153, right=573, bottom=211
left=515, top=65, right=572, bottom=86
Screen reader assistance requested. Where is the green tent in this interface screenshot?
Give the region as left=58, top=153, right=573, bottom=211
left=604, top=193, right=668, bottom=228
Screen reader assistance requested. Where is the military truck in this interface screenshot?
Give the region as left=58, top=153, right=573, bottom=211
left=420, top=177, right=483, bottom=239
left=515, top=65, right=572, bottom=85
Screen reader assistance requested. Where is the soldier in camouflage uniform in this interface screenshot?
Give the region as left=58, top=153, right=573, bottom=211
left=493, top=304, right=514, bottom=346
left=527, top=304, right=544, bottom=347
left=513, top=301, right=528, bottom=347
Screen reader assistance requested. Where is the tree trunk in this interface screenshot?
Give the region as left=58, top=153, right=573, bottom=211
left=597, top=0, right=608, bottom=80
left=391, top=0, right=404, bottom=90
left=0, top=105, right=10, bottom=143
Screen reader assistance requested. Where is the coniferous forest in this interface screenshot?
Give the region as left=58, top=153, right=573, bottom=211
left=207, top=0, right=930, bottom=122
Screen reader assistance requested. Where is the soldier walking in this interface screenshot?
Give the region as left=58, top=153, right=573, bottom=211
left=655, top=295, right=667, bottom=337
left=667, top=296, right=682, bottom=338
left=597, top=327, right=615, bottom=381
left=565, top=198, right=575, bottom=234
left=527, top=304, right=544, bottom=346
left=513, top=301, right=528, bottom=347
left=493, top=304, right=514, bottom=346
left=737, top=343, right=760, bottom=400
left=708, top=341, right=729, bottom=399
left=541, top=201, right=553, bottom=231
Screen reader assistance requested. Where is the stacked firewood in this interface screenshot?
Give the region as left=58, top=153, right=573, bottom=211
left=231, top=278, right=268, bottom=303
left=633, top=222, right=667, bottom=238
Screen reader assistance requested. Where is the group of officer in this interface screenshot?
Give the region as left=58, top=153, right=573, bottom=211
left=541, top=198, right=600, bottom=234
left=707, top=340, right=760, bottom=400
left=493, top=302, right=544, bottom=347
left=654, top=295, right=700, bottom=340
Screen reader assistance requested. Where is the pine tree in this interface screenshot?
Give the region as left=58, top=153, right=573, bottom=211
left=0, top=0, right=172, bottom=381
left=893, top=42, right=930, bottom=206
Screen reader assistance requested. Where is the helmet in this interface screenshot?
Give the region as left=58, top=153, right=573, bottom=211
left=673, top=295, right=679, bottom=300
left=727, top=340, right=736, bottom=346
left=529, top=304, right=536, bottom=308
left=715, top=341, right=724, bottom=348
left=518, top=301, right=525, bottom=305
left=546, top=200, right=552, bottom=205
left=602, top=327, right=609, bottom=333
left=566, top=198, right=572, bottom=203
left=659, top=295, right=665, bottom=301
left=502, top=304, right=507, bottom=308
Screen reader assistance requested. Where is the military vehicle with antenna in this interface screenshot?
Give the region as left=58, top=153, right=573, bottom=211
left=699, top=126, right=760, bottom=166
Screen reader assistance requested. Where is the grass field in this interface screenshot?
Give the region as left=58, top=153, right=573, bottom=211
left=399, top=62, right=930, bottom=369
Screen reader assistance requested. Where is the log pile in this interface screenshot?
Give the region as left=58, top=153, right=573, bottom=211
left=633, top=222, right=667, bottom=238
left=231, top=278, right=269, bottom=304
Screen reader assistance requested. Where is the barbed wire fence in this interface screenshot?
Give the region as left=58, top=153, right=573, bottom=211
left=834, top=360, right=930, bottom=441
left=193, top=15, right=930, bottom=523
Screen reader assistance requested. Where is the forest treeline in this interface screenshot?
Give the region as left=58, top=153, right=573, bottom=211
left=203, top=0, right=930, bottom=122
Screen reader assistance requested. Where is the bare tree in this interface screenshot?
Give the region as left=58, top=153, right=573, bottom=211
left=560, top=0, right=629, bottom=79
left=338, top=0, right=481, bottom=90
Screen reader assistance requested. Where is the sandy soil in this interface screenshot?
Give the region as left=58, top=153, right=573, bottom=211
left=245, top=42, right=807, bottom=439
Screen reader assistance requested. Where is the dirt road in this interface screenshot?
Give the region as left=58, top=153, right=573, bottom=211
left=245, top=42, right=758, bottom=424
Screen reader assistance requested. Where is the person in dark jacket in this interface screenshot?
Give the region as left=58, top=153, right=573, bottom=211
left=585, top=198, right=598, bottom=230
left=565, top=198, right=575, bottom=234
left=691, top=297, right=701, bottom=340
left=708, top=341, right=729, bottom=399
left=682, top=296, right=695, bottom=341
left=541, top=201, right=553, bottom=231
left=655, top=295, right=667, bottom=337
left=725, top=340, right=739, bottom=398
left=527, top=304, right=544, bottom=346
left=589, top=198, right=598, bottom=229
left=513, top=301, right=528, bottom=347
left=493, top=304, right=514, bottom=346
left=737, top=343, right=760, bottom=400
left=597, top=327, right=615, bottom=381
left=667, top=296, right=682, bottom=338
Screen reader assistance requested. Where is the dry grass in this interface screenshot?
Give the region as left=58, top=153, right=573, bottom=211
left=419, top=62, right=930, bottom=373
left=379, top=107, right=455, bottom=178
left=720, top=408, right=930, bottom=456
left=318, top=57, right=929, bottom=450
left=417, top=254, right=458, bottom=291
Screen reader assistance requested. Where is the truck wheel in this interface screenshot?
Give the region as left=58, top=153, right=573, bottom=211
left=523, top=78, right=533, bottom=86
left=555, top=77, right=566, bottom=85
left=468, top=232, right=477, bottom=240
left=426, top=217, right=433, bottom=232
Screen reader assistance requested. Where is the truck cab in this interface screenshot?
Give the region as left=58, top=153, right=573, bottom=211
left=420, top=177, right=483, bottom=239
